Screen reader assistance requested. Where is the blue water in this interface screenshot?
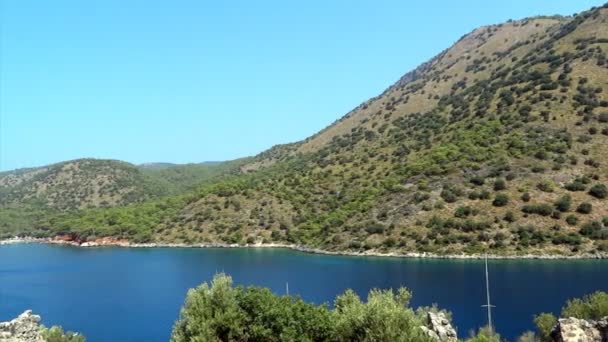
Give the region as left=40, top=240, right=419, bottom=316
left=0, top=244, right=606, bottom=342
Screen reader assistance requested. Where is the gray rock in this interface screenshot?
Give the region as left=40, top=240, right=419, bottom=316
left=421, top=311, right=457, bottom=342
left=0, top=311, right=44, bottom=342
left=551, top=316, right=608, bottom=342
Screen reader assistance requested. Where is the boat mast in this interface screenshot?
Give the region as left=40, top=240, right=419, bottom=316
left=482, top=254, right=495, bottom=336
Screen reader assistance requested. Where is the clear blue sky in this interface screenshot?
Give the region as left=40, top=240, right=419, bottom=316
left=0, top=0, right=602, bottom=171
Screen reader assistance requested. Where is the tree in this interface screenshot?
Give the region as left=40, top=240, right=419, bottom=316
left=172, top=273, right=434, bottom=342
left=561, top=291, right=608, bottom=320
left=333, top=288, right=432, bottom=342
left=534, top=313, right=557, bottom=342
left=171, top=273, right=247, bottom=342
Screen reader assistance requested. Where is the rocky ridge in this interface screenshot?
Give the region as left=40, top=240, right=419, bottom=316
left=0, top=311, right=43, bottom=342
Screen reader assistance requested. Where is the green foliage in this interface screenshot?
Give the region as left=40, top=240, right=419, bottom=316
left=172, top=274, right=434, bottom=342
left=536, top=181, right=554, bottom=193
left=554, top=195, right=571, bottom=212
left=142, top=160, right=246, bottom=195
left=576, top=202, right=593, bottom=214
left=171, top=273, right=333, bottom=342
left=579, top=221, right=608, bottom=239
left=455, top=206, right=478, bottom=218
left=588, top=184, right=607, bottom=199
left=440, top=187, right=461, bottom=203
left=492, top=194, right=509, bottom=207
left=533, top=313, right=557, bottom=342
left=42, top=326, right=85, bottom=342
left=565, top=215, right=578, bottom=226
left=521, top=204, right=553, bottom=216
left=565, top=179, right=587, bottom=192
left=493, top=178, right=506, bottom=191
left=561, top=291, right=608, bottom=320
left=462, top=327, right=501, bottom=342
left=333, top=289, right=431, bottom=342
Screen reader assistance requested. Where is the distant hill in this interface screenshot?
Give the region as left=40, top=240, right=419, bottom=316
left=0, top=159, right=164, bottom=210
left=2, top=4, right=608, bottom=255
left=0, top=158, right=246, bottom=210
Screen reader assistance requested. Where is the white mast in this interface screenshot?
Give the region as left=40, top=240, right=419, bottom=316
left=481, top=254, right=495, bottom=336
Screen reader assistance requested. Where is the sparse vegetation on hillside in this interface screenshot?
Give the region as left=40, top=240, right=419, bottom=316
left=1, top=4, right=608, bottom=256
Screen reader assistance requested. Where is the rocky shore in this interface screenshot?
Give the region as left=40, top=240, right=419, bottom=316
left=552, top=316, right=608, bottom=342
left=0, top=311, right=44, bottom=341
left=1, top=236, right=606, bottom=260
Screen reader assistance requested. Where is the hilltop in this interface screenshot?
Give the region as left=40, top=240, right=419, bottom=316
left=1, top=3, right=608, bottom=255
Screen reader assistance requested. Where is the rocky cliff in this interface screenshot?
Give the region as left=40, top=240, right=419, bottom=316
left=0, top=311, right=44, bottom=342
left=552, top=316, right=608, bottom=342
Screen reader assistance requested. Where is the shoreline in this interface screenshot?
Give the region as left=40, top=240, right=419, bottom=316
left=2, top=237, right=607, bottom=260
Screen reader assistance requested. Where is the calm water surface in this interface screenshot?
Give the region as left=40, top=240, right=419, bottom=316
left=0, top=244, right=606, bottom=341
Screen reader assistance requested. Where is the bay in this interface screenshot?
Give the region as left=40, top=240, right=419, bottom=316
left=0, top=244, right=606, bottom=341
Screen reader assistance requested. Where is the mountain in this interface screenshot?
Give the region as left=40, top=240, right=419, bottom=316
left=0, top=159, right=165, bottom=210
left=2, top=4, right=608, bottom=255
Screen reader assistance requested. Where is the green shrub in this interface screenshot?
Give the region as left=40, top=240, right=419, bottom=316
left=565, top=181, right=586, bottom=191
left=561, top=291, right=608, bottom=320
left=537, top=181, right=554, bottom=192
left=493, top=178, right=506, bottom=191
left=534, top=313, right=557, bottom=342
left=470, top=176, right=485, bottom=186
left=522, top=204, right=553, bottom=216
left=492, top=194, right=509, bottom=207
left=42, top=326, right=85, bottom=342
left=589, top=184, right=607, bottom=199
left=554, top=195, right=571, bottom=212
left=455, top=206, right=478, bottom=218
left=576, top=202, right=593, bottom=214
left=366, top=223, right=386, bottom=235
left=171, top=273, right=333, bottom=342
left=521, top=192, right=531, bottom=202
left=462, top=327, right=501, bottom=342
left=440, top=188, right=460, bottom=203
left=504, top=211, right=517, bottom=223
left=580, top=221, right=608, bottom=240
left=566, top=215, right=579, bottom=225
left=171, top=273, right=434, bottom=342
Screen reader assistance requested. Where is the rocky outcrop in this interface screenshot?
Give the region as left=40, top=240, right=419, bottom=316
left=420, top=312, right=457, bottom=342
left=0, top=311, right=44, bottom=341
left=551, top=317, right=608, bottom=342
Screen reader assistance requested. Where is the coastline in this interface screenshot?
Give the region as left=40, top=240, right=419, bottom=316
left=1, top=236, right=606, bottom=260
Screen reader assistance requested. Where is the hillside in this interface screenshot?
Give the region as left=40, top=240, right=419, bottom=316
left=0, top=159, right=165, bottom=210
left=2, top=4, right=608, bottom=255
left=0, top=159, right=245, bottom=239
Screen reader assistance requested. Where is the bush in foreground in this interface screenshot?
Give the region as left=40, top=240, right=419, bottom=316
left=171, top=273, right=435, bottom=342
left=42, top=326, right=85, bottom=342
left=520, top=291, right=608, bottom=341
